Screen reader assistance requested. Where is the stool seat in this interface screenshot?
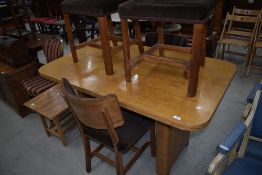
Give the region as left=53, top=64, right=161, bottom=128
left=62, top=0, right=127, bottom=17
left=119, top=0, right=216, bottom=22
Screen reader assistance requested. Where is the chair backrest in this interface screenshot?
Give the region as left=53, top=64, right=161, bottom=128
left=43, top=35, right=64, bottom=63
left=61, top=78, right=124, bottom=130
left=232, top=7, right=261, bottom=17
left=220, top=13, right=258, bottom=40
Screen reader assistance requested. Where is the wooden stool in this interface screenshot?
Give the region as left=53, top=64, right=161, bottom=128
left=24, top=84, right=74, bottom=146
left=119, top=0, right=216, bottom=97
left=61, top=0, right=143, bottom=75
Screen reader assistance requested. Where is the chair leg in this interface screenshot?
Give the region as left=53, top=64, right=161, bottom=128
left=64, top=13, right=78, bottom=63
left=215, top=43, right=221, bottom=59
left=115, top=151, right=124, bottom=175
left=121, top=17, right=132, bottom=82
left=98, top=16, right=114, bottom=75
left=157, top=22, right=164, bottom=57
left=133, top=20, right=144, bottom=54
left=84, top=135, right=92, bottom=173
left=107, top=16, right=118, bottom=47
left=246, top=47, right=256, bottom=76
left=150, top=125, right=156, bottom=157
left=221, top=44, right=225, bottom=60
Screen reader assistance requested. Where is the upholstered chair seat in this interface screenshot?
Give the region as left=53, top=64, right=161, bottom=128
left=119, top=0, right=216, bottom=22
left=62, top=0, right=127, bottom=16
left=83, top=108, right=153, bottom=153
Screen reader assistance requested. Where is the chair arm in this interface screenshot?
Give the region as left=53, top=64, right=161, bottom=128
left=218, top=122, right=246, bottom=154
left=207, top=153, right=225, bottom=175
left=247, top=82, right=262, bottom=103
left=207, top=122, right=246, bottom=175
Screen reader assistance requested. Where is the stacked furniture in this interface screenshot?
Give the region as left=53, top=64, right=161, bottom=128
left=119, top=0, right=216, bottom=97
left=61, top=0, right=143, bottom=75
left=0, top=0, right=35, bottom=39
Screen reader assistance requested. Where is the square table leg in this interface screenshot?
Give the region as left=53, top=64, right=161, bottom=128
left=156, top=122, right=190, bottom=175
left=53, top=118, right=67, bottom=146
left=39, top=115, right=51, bottom=137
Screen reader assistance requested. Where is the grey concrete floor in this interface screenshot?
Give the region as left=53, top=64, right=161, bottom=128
left=0, top=45, right=261, bottom=175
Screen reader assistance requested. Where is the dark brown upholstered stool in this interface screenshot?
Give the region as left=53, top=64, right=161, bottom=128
left=119, top=0, right=216, bottom=97
left=61, top=0, right=144, bottom=75
left=61, top=78, right=156, bottom=175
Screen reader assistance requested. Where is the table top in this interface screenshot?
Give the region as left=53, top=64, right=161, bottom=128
left=39, top=45, right=236, bottom=131
left=24, top=84, right=68, bottom=119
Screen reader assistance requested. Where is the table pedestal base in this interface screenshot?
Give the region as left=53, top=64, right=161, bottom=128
left=156, top=122, right=190, bottom=175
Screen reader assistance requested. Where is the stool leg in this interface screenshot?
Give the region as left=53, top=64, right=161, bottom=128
left=107, top=16, right=118, bottom=47
left=188, top=23, right=205, bottom=97
left=133, top=20, right=144, bottom=54
left=53, top=118, right=67, bottom=146
left=121, top=17, right=132, bottom=82
left=157, top=22, right=164, bottom=57
left=64, top=13, right=78, bottom=63
left=98, top=16, right=114, bottom=75
left=200, top=23, right=207, bottom=66
left=39, top=115, right=51, bottom=137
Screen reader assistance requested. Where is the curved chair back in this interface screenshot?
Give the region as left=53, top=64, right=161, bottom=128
left=43, top=35, right=64, bottom=63
left=61, top=78, right=124, bottom=129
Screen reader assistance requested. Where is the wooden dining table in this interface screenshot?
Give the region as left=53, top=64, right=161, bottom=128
left=39, top=45, right=236, bottom=175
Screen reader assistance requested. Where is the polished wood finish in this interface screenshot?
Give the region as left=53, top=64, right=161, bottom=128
left=24, top=84, right=72, bottom=146
left=121, top=19, right=207, bottom=97
left=39, top=45, right=236, bottom=131
left=39, top=45, right=236, bottom=175
left=156, top=122, right=190, bottom=175
left=188, top=23, right=206, bottom=96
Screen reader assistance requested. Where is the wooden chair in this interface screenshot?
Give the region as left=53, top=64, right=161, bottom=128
left=61, top=0, right=143, bottom=75
left=61, top=78, right=156, bottom=175
left=21, top=35, right=63, bottom=96
left=247, top=15, right=262, bottom=76
left=216, top=13, right=258, bottom=62
left=207, top=90, right=262, bottom=175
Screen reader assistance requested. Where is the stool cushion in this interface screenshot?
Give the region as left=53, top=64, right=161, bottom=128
left=83, top=108, right=154, bottom=154
left=21, top=75, right=56, bottom=96
left=62, top=0, right=127, bottom=17
left=119, top=0, right=216, bottom=23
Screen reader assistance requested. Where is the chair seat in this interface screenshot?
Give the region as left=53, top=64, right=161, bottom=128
left=21, top=75, right=56, bottom=96
left=223, top=157, right=262, bottom=175
left=30, top=16, right=49, bottom=23
left=62, top=0, right=127, bottom=17
left=83, top=108, right=154, bottom=153
left=246, top=140, right=262, bottom=161
left=219, top=37, right=250, bottom=47
left=119, top=0, right=216, bottom=23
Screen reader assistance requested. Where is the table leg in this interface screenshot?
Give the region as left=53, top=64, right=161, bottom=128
left=39, top=115, right=51, bottom=137
left=53, top=118, right=67, bottom=146
left=156, top=122, right=190, bottom=175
